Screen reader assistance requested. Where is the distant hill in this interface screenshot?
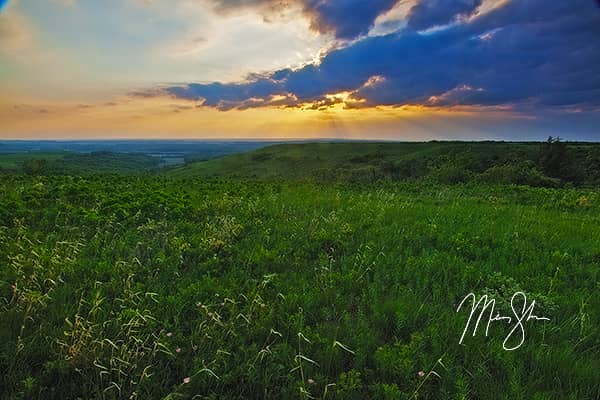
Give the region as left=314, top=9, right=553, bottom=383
left=3, top=141, right=600, bottom=186
left=0, top=140, right=277, bottom=170
left=0, top=152, right=160, bottom=175
left=0, top=140, right=277, bottom=175
left=165, top=141, right=600, bottom=186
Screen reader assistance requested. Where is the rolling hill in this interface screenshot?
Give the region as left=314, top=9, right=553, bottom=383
left=165, top=141, right=600, bottom=186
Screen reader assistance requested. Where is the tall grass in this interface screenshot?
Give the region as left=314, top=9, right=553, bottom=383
left=0, top=175, right=599, bottom=399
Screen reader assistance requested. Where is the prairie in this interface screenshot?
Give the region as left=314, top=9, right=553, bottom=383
left=1, top=141, right=599, bottom=399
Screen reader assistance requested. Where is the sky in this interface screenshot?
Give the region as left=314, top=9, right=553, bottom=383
left=0, top=0, right=599, bottom=140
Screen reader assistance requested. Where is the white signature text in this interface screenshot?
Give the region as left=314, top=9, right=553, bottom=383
left=457, top=291, right=550, bottom=351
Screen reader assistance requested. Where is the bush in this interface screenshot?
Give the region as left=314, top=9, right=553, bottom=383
left=478, top=161, right=559, bottom=187
left=22, top=159, right=48, bottom=175
left=538, top=136, right=580, bottom=183
left=429, top=163, right=473, bottom=184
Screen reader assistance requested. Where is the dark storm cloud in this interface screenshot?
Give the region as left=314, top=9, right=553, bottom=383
left=302, top=0, right=399, bottom=39
left=167, top=80, right=284, bottom=106
left=207, top=0, right=399, bottom=39
left=406, top=0, right=482, bottom=31
left=163, top=0, right=600, bottom=112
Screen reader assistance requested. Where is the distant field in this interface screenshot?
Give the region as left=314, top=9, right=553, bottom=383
left=0, top=140, right=276, bottom=169
left=0, top=152, right=160, bottom=174
left=0, top=152, right=67, bottom=169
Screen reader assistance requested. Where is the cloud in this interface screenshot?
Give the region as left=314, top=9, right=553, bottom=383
left=207, top=0, right=400, bottom=39
left=50, top=0, right=77, bottom=7
left=406, top=0, right=482, bottom=31
left=159, top=34, right=207, bottom=58
left=166, top=79, right=285, bottom=108
left=302, top=0, right=400, bottom=39
left=156, top=0, right=600, bottom=113
left=0, top=9, right=32, bottom=52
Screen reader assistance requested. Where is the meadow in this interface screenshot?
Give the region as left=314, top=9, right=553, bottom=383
left=1, top=141, right=599, bottom=399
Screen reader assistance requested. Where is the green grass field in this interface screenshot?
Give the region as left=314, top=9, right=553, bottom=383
left=1, top=142, right=599, bottom=399
left=166, top=142, right=537, bottom=179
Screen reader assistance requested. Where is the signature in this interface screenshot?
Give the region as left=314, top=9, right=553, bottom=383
left=456, top=291, right=550, bottom=351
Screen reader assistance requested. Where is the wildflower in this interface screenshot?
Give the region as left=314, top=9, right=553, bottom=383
left=307, top=378, right=315, bottom=385
left=260, top=303, right=266, bottom=308
left=208, top=312, right=213, bottom=318
left=176, top=348, right=182, bottom=353
left=10, top=284, right=16, bottom=291
left=183, top=377, right=191, bottom=384
left=166, top=332, right=173, bottom=337
left=417, top=371, right=425, bottom=378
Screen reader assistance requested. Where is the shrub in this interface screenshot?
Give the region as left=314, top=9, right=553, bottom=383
left=478, top=161, right=559, bottom=187
left=22, top=159, right=48, bottom=175
left=429, top=163, right=473, bottom=184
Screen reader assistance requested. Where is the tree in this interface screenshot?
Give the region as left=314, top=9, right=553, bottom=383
left=538, top=136, right=571, bottom=181
left=22, top=159, right=48, bottom=175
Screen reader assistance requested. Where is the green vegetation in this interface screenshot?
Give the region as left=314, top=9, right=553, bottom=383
left=0, top=153, right=68, bottom=170
left=49, top=152, right=161, bottom=175
left=167, top=140, right=600, bottom=187
left=1, top=141, right=599, bottom=399
left=0, top=152, right=161, bottom=175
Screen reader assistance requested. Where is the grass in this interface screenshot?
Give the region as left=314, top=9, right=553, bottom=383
left=0, top=173, right=599, bottom=399
left=165, top=142, right=533, bottom=178
left=165, top=141, right=600, bottom=187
